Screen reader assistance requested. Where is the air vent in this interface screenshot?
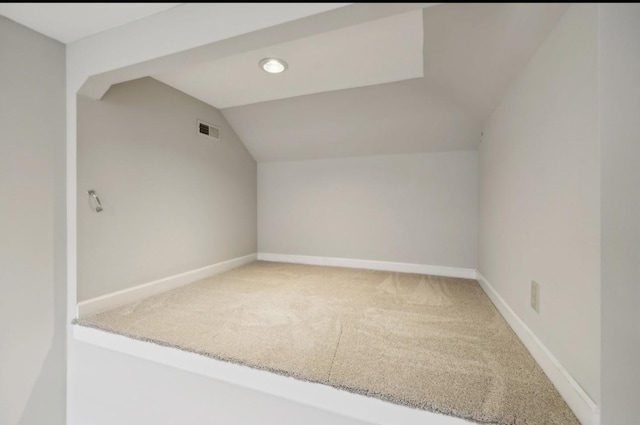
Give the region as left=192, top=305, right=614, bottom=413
left=197, top=120, right=220, bottom=141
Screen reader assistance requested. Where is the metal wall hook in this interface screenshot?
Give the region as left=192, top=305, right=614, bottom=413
left=88, top=190, right=103, bottom=213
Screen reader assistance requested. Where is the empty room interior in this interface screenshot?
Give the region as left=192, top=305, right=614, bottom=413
left=1, top=3, right=638, bottom=425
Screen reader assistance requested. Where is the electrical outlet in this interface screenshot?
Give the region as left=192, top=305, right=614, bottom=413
left=531, top=281, right=540, bottom=313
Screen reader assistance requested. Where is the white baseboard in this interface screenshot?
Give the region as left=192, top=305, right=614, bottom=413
left=257, top=253, right=477, bottom=280
left=75, top=251, right=597, bottom=424
left=476, top=272, right=599, bottom=425
left=77, top=253, right=257, bottom=318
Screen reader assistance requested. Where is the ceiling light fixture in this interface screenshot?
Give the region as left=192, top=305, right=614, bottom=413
left=259, top=58, right=288, bottom=74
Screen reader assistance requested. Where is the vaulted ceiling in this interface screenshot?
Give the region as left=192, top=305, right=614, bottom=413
left=3, top=3, right=568, bottom=163
left=222, top=78, right=480, bottom=162
left=154, top=11, right=425, bottom=108
left=218, top=3, right=569, bottom=162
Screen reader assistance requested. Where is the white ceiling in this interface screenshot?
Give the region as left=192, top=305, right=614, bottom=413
left=221, top=3, right=569, bottom=162
left=223, top=78, right=482, bottom=162
left=422, top=3, right=569, bottom=121
left=2, top=2, right=569, bottom=163
left=0, top=3, right=181, bottom=43
left=154, top=11, right=424, bottom=109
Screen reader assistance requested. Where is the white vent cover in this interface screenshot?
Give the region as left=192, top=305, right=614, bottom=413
left=197, top=120, right=220, bottom=141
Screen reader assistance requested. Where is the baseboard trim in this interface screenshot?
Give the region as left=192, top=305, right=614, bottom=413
left=77, top=253, right=257, bottom=318
left=476, top=272, right=599, bottom=425
left=257, top=253, right=477, bottom=279
left=75, top=252, right=598, bottom=424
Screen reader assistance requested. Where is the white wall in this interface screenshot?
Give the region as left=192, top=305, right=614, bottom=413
left=71, top=341, right=372, bottom=425
left=259, top=151, right=478, bottom=269
left=63, top=3, right=635, bottom=425
left=599, top=4, right=640, bottom=424
left=0, top=16, right=66, bottom=425
left=77, top=77, right=256, bottom=301
left=66, top=5, right=355, bottom=425
left=478, top=3, right=599, bottom=404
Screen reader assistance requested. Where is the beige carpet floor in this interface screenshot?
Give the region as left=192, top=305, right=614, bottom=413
left=76, top=261, right=579, bottom=425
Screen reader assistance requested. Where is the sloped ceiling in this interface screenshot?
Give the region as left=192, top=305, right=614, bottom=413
left=421, top=3, right=569, bottom=121
left=154, top=11, right=425, bottom=108
left=165, top=3, right=569, bottom=162
left=220, top=3, right=568, bottom=162
left=222, top=78, right=481, bottom=162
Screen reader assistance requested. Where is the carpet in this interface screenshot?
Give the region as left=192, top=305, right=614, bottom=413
left=75, top=261, right=579, bottom=425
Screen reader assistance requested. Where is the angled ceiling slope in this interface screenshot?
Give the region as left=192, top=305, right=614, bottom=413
left=154, top=10, right=424, bottom=109
left=223, top=78, right=481, bottom=162
left=422, top=2, right=570, bottom=121
left=221, top=3, right=569, bottom=162
left=65, top=3, right=568, bottom=163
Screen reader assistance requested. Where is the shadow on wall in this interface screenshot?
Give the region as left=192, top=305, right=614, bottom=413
left=0, top=13, right=66, bottom=425
left=17, top=118, right=68, bottom=425
left=17, top=209, right=66, bottom=425
left=18, top=337, right=66, bottom=425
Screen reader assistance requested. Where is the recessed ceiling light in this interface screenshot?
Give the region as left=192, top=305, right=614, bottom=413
left=259, top=58, right=288, bottom=74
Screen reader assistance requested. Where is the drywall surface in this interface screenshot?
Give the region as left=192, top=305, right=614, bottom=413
left=222, top=4, right=569, bottom=163
left=478, top=4, right=600, bottom=403
left=70, top=341, right=370, bottom=425
left=67, top=6, right=408, bottom=425
left=71, top=335, right=471, bottom=425
left=222, top=79, right=482, bottom=162
left=599, top=4, right=640, bottom=423
left=259, top=151, right=478, bottom=269
left=77, top=77, right=256, bottom=301
left=0, top=16, right=66, bottom=425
